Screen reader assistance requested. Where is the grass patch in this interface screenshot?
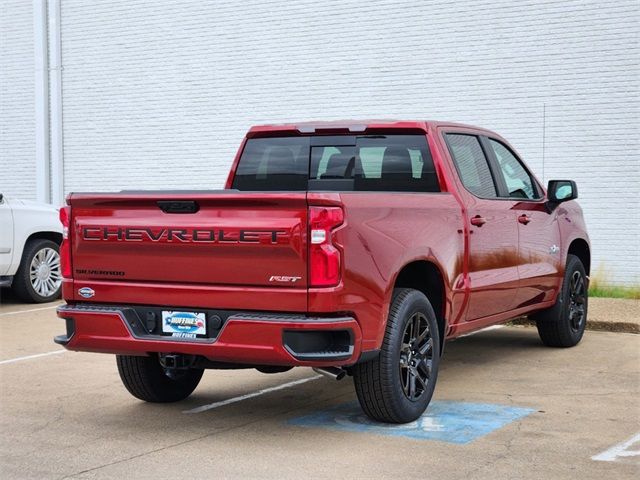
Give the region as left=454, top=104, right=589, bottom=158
left=589, top=283, right=640, bottom=300
left=589, top=265, right=640, bottom=299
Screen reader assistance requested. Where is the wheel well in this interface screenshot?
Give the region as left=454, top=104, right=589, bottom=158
left=26, top=231, right=63, bottom=246
left=568, top=239, right=590, bottom=275
left=394, top=261, right=446, bottom=351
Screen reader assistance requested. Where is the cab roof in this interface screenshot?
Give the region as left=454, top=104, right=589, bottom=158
left=246, top=120, right=494, bottom=137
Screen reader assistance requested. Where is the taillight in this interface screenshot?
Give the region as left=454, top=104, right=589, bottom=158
left=59, top=206, right=72, bottom=278
left=309, top=206, right=344, bottom=287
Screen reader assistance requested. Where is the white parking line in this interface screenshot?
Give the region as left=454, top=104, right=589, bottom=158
left=592, top=432, right=640, bottom=462
left=183, top=374, right=323, bottom=414
left=0, top=304, right=60, bottom=317
left=0, top=349, right=66, bottom=365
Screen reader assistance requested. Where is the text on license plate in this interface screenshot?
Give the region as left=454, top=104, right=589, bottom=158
left=162, top=311, right=207, bottom=338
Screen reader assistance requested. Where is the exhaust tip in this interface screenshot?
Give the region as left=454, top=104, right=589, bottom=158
left=313, top=367, right=346, bottom=381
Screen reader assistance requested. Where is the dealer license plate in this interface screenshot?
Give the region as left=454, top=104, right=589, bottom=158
left=161, top=311, right=207, bottom=338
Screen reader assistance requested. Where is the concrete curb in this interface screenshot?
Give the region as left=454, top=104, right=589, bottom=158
left=510, top=317, right=639, bottom=334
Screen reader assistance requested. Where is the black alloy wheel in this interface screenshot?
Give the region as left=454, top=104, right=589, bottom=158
left=568, top=271, right=586, bottom=333
left=532, top=254, right=588, bottom=347
left=399, top=312, right=434, bottom=401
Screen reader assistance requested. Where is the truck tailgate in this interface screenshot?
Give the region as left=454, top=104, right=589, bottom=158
left=68, top=192, right=308, bottom=288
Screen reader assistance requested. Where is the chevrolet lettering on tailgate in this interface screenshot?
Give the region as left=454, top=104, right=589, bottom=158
left=81, top=227, right=289, bottom=244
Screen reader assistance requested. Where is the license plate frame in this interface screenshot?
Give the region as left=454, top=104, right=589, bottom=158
left=161, top=310, right=207, bottom=338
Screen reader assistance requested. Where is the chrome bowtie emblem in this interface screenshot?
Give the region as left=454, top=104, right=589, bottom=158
left=549, top=245, right=560, bottom=254
left=78, top=287, right=95, bottom=298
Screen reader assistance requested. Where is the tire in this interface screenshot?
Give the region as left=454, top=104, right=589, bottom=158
left=116, top=355, right=204, bottom=403
left=11, top=239, right=62, bottom=303
left=531, top=254, right=588, bottom=348
left=353, top=288, right=440, bottom=423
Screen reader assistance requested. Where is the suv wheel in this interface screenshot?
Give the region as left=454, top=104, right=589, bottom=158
left=12, top=239, right=62, bottom=303
left=116, top=355, right=204, bottom=403
left=531, top=254, right=588, bottom=347
left=353, top=288, right=440, bottom=423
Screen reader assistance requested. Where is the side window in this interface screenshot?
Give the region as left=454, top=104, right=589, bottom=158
left=445, top=134, right=497, bottom=198
left=489, top=139, right=539, bottom=200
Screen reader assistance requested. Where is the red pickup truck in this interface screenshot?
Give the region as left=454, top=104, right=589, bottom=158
left=55, top=120, right=590, bottom=423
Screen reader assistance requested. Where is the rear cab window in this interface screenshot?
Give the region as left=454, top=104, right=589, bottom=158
left=444, top=133, right=497, bottom=198
left=231, top=135, right=440, bottom=193
left=231, top=137, right=310, bottom=191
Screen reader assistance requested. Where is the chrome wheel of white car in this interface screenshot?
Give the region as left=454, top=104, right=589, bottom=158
left=12, top=238, right=62, bottom=303
left=29, top=247, right=61, bottom=298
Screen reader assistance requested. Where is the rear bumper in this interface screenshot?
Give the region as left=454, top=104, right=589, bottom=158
left=55, top=304, right=363, bottom=367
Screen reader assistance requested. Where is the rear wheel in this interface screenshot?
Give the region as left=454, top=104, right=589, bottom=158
left=353, top=288, right=440, bottom=423
left=116, top=355, right=204, bottom=402
left=11, top=239, right=62, bottom=303
left=531, top=254, right=588, bottom=347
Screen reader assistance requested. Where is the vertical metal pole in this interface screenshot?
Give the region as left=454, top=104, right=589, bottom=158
left=33, top=0, right=50, bottom=203
left=49, top=0, right=64, bottom=205
left=542, top=103, right=546, bottom=183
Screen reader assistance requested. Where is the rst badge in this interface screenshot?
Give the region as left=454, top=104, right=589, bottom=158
left=162, top=311, right=206, bottom=338
left=269, top=276, right=302, bottom=283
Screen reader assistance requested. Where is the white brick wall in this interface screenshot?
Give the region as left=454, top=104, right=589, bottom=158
left=4, top=0, right=640, bottom=285
left=0, top=0, right=36, bottom=200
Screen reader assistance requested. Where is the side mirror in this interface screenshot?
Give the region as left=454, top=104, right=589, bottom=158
left=547, top=180, right=578, bottom=203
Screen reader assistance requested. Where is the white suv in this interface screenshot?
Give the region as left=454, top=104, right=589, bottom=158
left=0, top=193, right=63, bottom=302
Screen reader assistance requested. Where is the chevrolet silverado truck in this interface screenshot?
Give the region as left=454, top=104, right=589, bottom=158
left=55, top=120, right=590, bottom=423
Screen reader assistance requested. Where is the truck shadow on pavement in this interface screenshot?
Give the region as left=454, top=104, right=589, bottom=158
left=107, top=328, right=544, bottom=448
left=111, top=328, right=546, bottom=433
left=175, top=327, right=548, bottom=413
left=442, top=326, right=549, bottom=364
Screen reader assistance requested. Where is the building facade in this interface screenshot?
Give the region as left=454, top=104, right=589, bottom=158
left=1, top=0, right=638, bottom=286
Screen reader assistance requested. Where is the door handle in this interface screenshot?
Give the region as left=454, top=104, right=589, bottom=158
left=157, top=200, right=200, bottom=214
left=518, top=214, right=531, bottom=225
left=470, top=215, right=487, bottom=227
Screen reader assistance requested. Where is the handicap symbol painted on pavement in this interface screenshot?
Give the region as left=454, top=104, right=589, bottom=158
left=288, top=400, right=535, bottom=444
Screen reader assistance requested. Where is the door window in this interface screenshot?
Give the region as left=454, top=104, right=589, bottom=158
left=445, top=134, right=497, bottom=198
left=489, top=139, right=540, bottom=200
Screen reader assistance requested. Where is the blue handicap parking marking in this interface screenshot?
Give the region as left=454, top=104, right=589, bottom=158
left=288, top=400, right=535, bottom=444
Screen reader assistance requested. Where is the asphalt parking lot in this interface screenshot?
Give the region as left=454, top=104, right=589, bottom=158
left=0, top=295, right=638, bottom=480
